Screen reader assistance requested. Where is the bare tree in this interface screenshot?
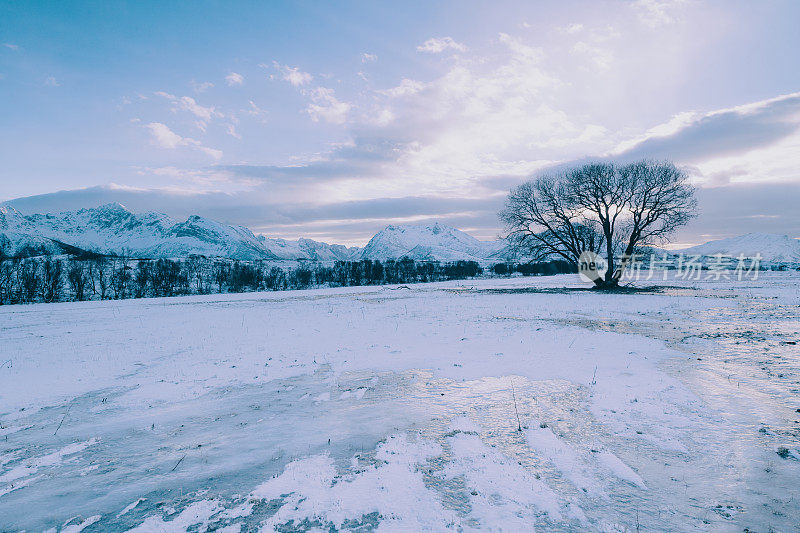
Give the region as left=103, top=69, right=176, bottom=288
left=92, top=258, right=110, bottom=299
left=85, top=259, right=97, bottom=298
left=134, top=261, right=152, bottom=298
left=0, top=259, right=16, bottom=304
left=18, top=260, right=39, bottom=302
left=214, top=262, right=229, bottom=293
left=39, top=258, right=63, bottom=302
left=186, top=256, right=208, bottom=294
left=110, top=257, right=131, bottom=299
left=66, top=261, right=90, bottom=301
left=501, top=160, right=696, bottom=288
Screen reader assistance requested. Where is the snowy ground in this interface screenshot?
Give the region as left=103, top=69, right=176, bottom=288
left=1, top=273, right=799, bottom=532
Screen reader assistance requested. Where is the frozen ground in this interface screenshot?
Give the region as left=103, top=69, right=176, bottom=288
left=1, top=273, right=799, bottom=531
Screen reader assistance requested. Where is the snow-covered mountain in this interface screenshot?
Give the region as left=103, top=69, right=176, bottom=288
left=259, top=237, right=358, bottom=261
left=0, top=203, right=357, bottom=261
left=356, top=223, right=505, bottom=262
left=0, top=204, right=510, bottom=263
left=5, top=203, right=797, bottom=266
left=675, top=233, right=800, bottom=264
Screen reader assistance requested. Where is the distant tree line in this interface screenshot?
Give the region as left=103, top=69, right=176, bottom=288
left=0, top=252, right=577, bottom=305
left=490, top=261, right=575, bottom=276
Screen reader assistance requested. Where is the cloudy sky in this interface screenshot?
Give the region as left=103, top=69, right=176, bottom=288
left=1, top=1, right=799, bottom=246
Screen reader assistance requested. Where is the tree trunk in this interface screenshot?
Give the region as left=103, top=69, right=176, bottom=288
left=592, top=278, right=620, bottom=290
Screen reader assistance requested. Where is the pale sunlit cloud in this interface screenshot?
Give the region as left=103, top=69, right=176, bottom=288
left=609, top=92, right=800, bottom=187
left=145, top=122, right=223, bottom=160
left=634, top=0, right=687, bottom=28
left=272, top=62, right=313, bottom=86
left=306, top=87, right=351, bottom=124
left=416, top=37, right=466, bottom=54
left=155, top=92, right=220, bottom=128
left=225, top=72, right=244, bottom=86
left=226, top=124, right=241, bottom=139
left=190, top=80, right=214, bottom=92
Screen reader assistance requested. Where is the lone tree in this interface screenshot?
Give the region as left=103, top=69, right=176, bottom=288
left=500, top=160, right=696, bottom=289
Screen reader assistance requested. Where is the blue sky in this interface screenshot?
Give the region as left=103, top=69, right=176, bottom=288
left=2, top=0, right=800, bottom=245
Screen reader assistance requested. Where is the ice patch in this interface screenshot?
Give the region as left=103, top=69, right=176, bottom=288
left=251, top=454, right=336, bottom=499
left=595, top=451, right=646, bottom=489
left=0, top=474, right=41, bottom=498
left=116, top=497, right=146, bottom=518
left=128, top=499, right=223, bottom=532
left=0, top=438, right=98, bottom=487
left=61, top=514, right=101, bottom=533
left=448, top=416, right=481, bottom=433
left=441, top=432, right=565, bottom=527
left=253, top=434, right=456, bottom=531
left=525, top=424, right=600, bottom=495
left=339, top=387, right=367, bottom=400
left=313, top=391, right=331, bottom=403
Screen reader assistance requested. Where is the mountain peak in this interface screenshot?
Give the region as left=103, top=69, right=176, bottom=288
left=357, top=222, right=495, bottom=262
left=92, top=202, right=131, bottom=214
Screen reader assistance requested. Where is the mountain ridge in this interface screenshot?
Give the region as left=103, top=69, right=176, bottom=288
left=0, top=203, right=356, bottom=261
left=2, top=203, right=798, bottom=264
left=356, top=222, right=506, bottom=262
left=674, top=232, right=800, bottom=264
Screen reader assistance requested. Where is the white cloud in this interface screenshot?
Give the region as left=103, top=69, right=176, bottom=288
left=611, top=92, right=800, bottom=187
left=634, top=0, right=686, bottom=28
left=273, top=62, right=313, bottom=86
left=155, top=92, right=220, bottom=127
left=565, top=25, right=621, bottom=71
left=179, top=96, right=215, bottom=121
left=572, top=41, right=614, bottom=70
left=44, top=76, right=60, bottom=87
left=144, top=122, right=223, bottom=160
left=245, top=100, right=268, bottom=120
left=361, top=53, right=378, bottom=63
left=613, top=111, right=697, bottom=154
left=560, top=23, right=584, bottom=35
left=214, top=30, right=623, bottom=205
left=226, top=124, right=241, bottom=139
left=382, top=78, right=426, bottom=98
left=225, top=72, right=244, bottom=86
left=146, top=122, right=184, bottom=149
left=416, top=37, right=466, bottom=54
left=290, top=31, right=612, bottom=203
left=3, top=43, right=19, bottom=50
left=198, top=146, right=224, bottom=159
left=497, top=32, right=543, bottom=61
left=306, top=87, right=351, bottom=124
left=190, top=80, right=214, bottom=92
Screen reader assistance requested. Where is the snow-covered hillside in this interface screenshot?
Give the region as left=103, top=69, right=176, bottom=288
left=260, top=237, right=358, bottom=261
left=357, top=222, right=506, bottom=262
left=0, top=203, right=357, bottom=261
left=677, top=233, right=800, bottom=263
left=1, top=204, right=507, bottom=263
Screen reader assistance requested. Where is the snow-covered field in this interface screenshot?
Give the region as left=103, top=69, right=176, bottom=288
left=1, top=273, right=799, bottom=531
